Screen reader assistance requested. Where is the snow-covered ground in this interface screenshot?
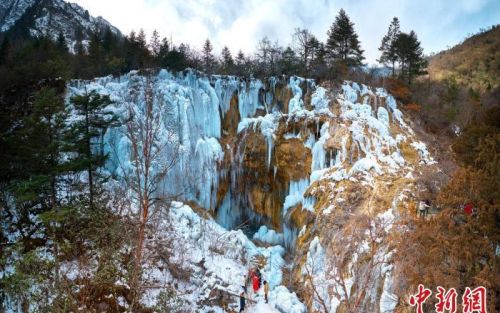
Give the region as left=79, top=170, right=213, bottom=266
left=141, top=201, right=306, bottom=312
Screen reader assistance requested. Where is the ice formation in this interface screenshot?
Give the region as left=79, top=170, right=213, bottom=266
left=65, top=70, right=435, bottom=312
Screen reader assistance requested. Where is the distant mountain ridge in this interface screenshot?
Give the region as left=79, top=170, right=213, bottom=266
left=0, top=0, right=121, bottom=52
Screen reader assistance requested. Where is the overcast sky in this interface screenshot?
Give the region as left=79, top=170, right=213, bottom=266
left=72, top=0, right=500, bottom=65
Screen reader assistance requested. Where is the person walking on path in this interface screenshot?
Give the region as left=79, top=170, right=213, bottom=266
left=263, top=280, right=269, bottom=303
left=252, top=272, right=260, bottom=299
left=241, top=274, right=247, bottom=293
left=424, top=199, right=431, bottom=216
left=239, top=290, right=246, bottom=313
left=418, top=200, right=429, bottom=218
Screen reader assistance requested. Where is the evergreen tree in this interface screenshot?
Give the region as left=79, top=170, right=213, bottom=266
left=280, top=46, right=298, bottom=74
left=202, top=39, right=214, bottom=73
left=56, top=32, right=67, bottom=53
left=157, top=39, right=189, bottom=71
left=124, top=29, right=152, bottom=70
left=0, top=36, right=71, bottom=88
left=4, top=88, right=69, bottom=241
left=308, top=36, right=321, bottom=64
left=235, top=50, right=246, bottom=76
left=149, top=30, right=161, bottom=58
left=159, top=44, right=189, bottom=71
left=101, top=27, right=115, bottom=52
left=159, top=37, right=170, bottom=56
left=394, top=31, right=427, bottom=84
left=74, top=28, right=85, bottom=56
left=236, top=50, right=245, bottom=66
left=310, top=42, right=329, bottom=79
left=88, top=31, right=103, bottom=75
left=326, top=9, right=364, bottom=66
left=68, top=91, right=119, bottom=210
left=136, top=29, right=147, bottom=50
left=220, top=46, right=234, bottom=74
left=378, top=17, right=401, bottom=76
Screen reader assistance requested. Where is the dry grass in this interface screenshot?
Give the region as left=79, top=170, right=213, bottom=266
left=427, top=25, right=500, bottom=92
left=399, top=140, right=419, bottom=164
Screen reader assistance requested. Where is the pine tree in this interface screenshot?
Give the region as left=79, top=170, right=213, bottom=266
left=73, top=28, right=85, bottom=56
left=220, top=46, right=234, bottom=74
left=125, top=29, right=152, bottom=70
left=280, top=46, right=298, bottom=74
left=56, top=32, right=67, bottom=52
left=136, top=29, right=147, bottom=50
left=159, top=37, right=170, bottom=55
left=88, top=31, right=103, bottom=75
left=149, top=30, right=161, bottom=58
left=378, top=17, right=400, bottom=76
left=326, top=9, right=364, bottom=66
left=160, top=45, right=189, bottom=71
left=235, top=50, right=246, bottom=76
left=202, top=39, right=214, bottom=73
left=236, top=50, right=245, bottom=65
left=68, top=91, right=119, bottom=210
left=5, top=88, right=69, bottom=243
left=308, top=36, right=321, bottom=64
left=394, top=31, right=427, bottom=84
left=310, top=42, right=328, bottom=78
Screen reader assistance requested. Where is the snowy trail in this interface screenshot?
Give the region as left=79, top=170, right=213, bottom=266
left=249, top=301, right=281, bottom=313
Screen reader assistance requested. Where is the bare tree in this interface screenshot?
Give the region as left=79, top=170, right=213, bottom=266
left=303, top=254, right=329, bottom=313
left=292, top=28, right=317, bottom=76
left=119, top=74, right=180, bottom=307
left=256, top=37, right=282, bottom=75
left=323, top=213, right=394, bottom=313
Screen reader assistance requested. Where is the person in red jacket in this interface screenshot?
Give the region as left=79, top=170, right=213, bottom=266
left=252, top=272, right=260, bottom=295
left=464, top=203, right=474, bottom=216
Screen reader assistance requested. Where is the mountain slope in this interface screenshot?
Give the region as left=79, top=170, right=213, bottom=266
left=427, top=25, right=500, bottom=92
left=0, top=0, right=121, bottom=52
left=0, top=0, right=33, bottom=31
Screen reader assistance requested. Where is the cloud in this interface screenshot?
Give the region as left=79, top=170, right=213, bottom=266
left=72, top=0, right=500, bottom=64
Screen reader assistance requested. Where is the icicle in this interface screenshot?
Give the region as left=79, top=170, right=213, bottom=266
left=194, top=137, right=224, bottom=210
left=312, top=140, right=326, bottom=171
left=283, top=179, right=310, bottom=216
left=288, top=76, right=304, bottom=113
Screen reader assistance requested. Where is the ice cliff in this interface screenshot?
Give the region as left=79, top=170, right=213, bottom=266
left=66, top=69, right=436, bottom=312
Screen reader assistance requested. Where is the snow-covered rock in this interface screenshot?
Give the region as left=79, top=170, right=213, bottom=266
left=144, top=201, right=305, bottom=312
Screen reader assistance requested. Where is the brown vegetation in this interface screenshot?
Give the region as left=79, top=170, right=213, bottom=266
left=427, top=25, right=500, bottom=93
